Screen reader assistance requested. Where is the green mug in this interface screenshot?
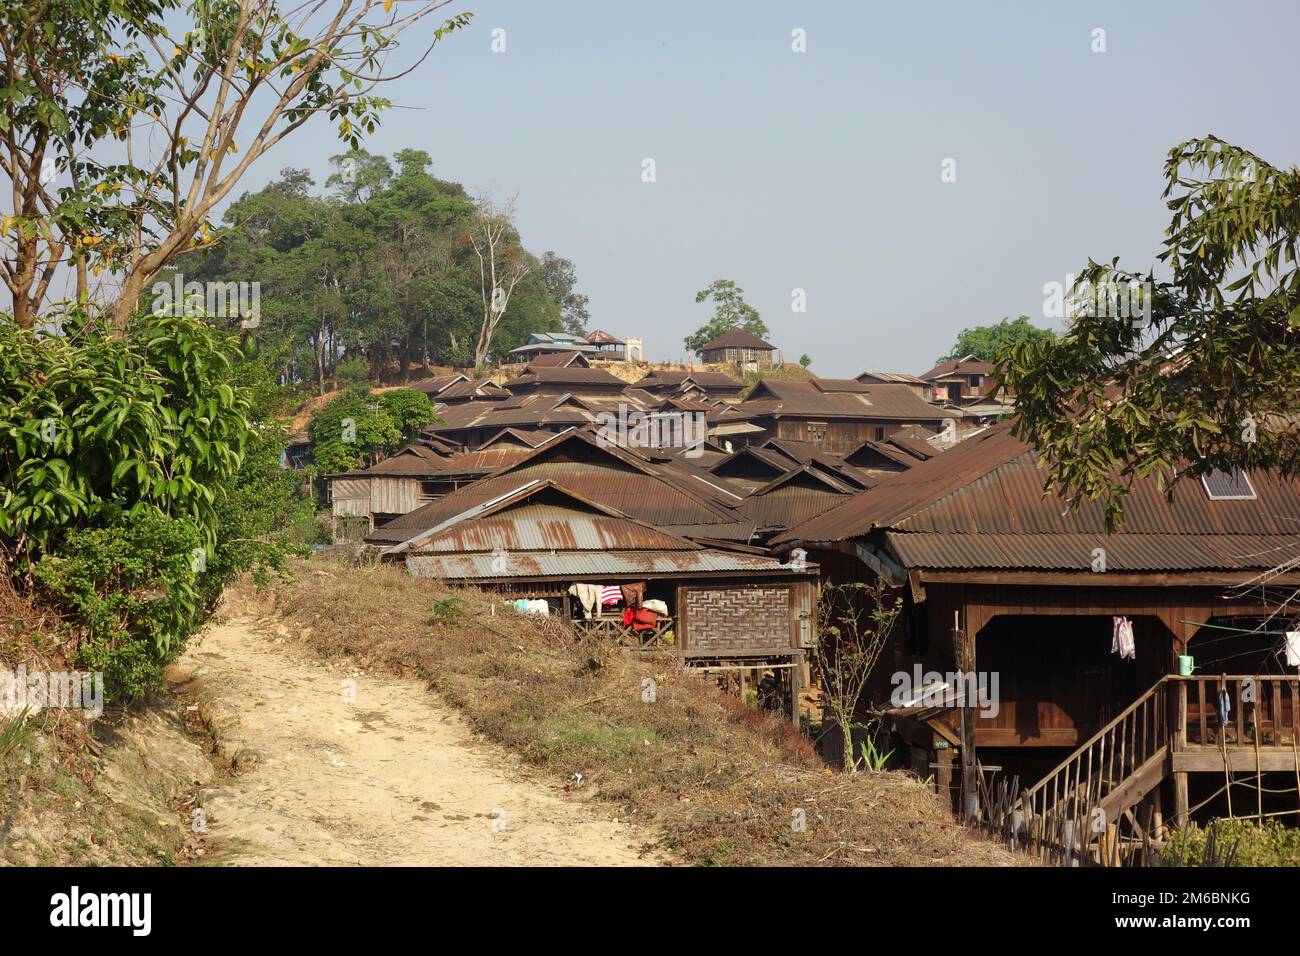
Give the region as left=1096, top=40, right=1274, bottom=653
left=1177, top=655, right=1195, bottom=676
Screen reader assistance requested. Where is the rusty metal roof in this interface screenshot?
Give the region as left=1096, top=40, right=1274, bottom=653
left=698, top=326, right=775, bottom=351
left=738, top=467, right=856, bottom=531
left=525, top=350, right=590, bottom=368
left=366, top=430, right=757, bottom=544
left=715, top=381, right=958, bottom=423
left=774, top=421, right=1300, bottom=573
left=918, top=355, right=995, bottom=380
left=632, top=370, right=745, bottom=391
left=502, top=366, right=628, bottom=390
left=406, top=549, right=805, bottom=580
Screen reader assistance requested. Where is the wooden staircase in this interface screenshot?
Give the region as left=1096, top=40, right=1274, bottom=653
left=1019, top=677, right=1171, bottom=862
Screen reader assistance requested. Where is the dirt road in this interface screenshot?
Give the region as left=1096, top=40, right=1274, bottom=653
left=169, top=618, right=659, bottom=866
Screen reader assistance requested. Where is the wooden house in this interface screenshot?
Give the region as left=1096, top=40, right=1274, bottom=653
left=710, top=379, right=959, bottom=454
left=697, top=327, right=777, bottom=369
left=774, top=422, right=1300, bottom=846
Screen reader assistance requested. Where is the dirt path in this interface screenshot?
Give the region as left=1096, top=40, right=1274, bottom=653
left=168, top=618, right=660, bottom=866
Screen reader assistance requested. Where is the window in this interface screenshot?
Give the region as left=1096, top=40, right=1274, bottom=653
left=807, top=421, right=828, bottom=447
left=1201, top=468, right=1256, bottom=500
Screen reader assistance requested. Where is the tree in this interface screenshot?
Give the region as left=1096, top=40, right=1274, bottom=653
left=0, top=0, right=471, bottom=330
left=1001, top=136, right=1300, bottom=527
left=307, top=387, right=438, bottom=475
left=535, top=252, right=590, bottom=335
left=939, top=316, right=1055, bottom=363
left=685, top=278, right=769, bottom=354
left=467, top=196, right=535, bottom=366
left=799, top=353, right=811, bottom=368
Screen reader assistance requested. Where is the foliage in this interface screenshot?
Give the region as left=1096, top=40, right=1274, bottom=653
left=812, top=582, right=901, bottom=772
left=0, top=0, right=471, bottom=329
left=189, top=158, right=584, bottom=388
left=428, top=597, right=467, bottom=627
left=686, top=279, right=769, bottom=354
left=31, top=507, right=201, bottom=701
left=857, top=734, right=894, bottom=773
left=1001, top=137, right=1300, bottom=527
left=306, top=387, right=439, bottom=475
left=2, top=312, right=316, bottom=701
left=335, top=356, right=372, bottom=389
left=939, top=315, right=1055, bottom=363
left=798, top=353, right=811, bottom=368
left=0, top=312, right=248, bottom=562
left=1162, top=818, right=1300, bottom=867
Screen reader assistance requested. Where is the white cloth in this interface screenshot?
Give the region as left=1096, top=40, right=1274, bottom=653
left=568, top=584, right=600, bottom=619
left=643, top=599, right=669, bottom=616
left=1112, top=616, right=1135, bottom=660
left=1285, top=630, right=1300, bottom=667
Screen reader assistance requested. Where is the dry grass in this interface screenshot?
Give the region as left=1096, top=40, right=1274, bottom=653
left=228, top=560, right=1016, bottom=866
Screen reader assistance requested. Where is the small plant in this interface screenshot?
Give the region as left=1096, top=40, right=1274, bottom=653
left=857, top=731, right=893, bottom=773
left=428, top=597, right=468, bottom=627
left=0, top=707, right=34, bottom=767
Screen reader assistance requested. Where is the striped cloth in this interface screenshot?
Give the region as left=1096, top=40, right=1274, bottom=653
left=599, top=585, right=623, bottom=606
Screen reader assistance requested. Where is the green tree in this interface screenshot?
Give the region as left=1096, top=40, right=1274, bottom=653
left=0, top=0, right=471, bottom=329
left=799, top=353, right=812, bottom=368
left=686, top=279, right=769, bottom=354
left=940, top=316, right=1055, bottom=363
left=307, top=387, right=439, bottom=474
left=1001, top=136, right=1300, bottom=527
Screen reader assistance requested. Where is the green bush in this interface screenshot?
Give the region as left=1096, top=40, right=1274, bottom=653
left=32, top=508, right=202, bottom=701
left=2, top=314, right=315, bottom=702
left=1162, top=818, right=1300, bottom=867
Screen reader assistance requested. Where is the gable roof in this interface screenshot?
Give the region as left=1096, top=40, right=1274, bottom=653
left=632, top=369, right=745, bottom=391
left=524, top=350, right=591, bottom=368
left=716, top=381, right=958, bottom=422
left=856, top=370, right=931, bottom=387
left=368, top=429, right=757, bottom=544
left=502, top=366, right=628, bottom=390
left=698, top=326, right=775, bottom=352
left=409, top=373, right=469, bottom=396
left=773, top=421, right=1300, bottom=574
left=919, top=355, right=994, bottom=380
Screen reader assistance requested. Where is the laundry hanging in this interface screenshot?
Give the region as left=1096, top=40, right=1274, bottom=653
left=1285, top=630, right=1300, bottom=668
left=599, top=585, right=623, bottom=606
left=1218, top=687, right=1232, bottom=727
left=1111, top=616, right=1136, bottom=660
left=568, top=583, right=600, bottom=619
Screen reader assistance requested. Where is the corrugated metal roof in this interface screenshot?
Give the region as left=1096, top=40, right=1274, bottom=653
left=886, top=531, right=1300, bottom=572
left=698, top=326, right=775, bottom=351
left=406, top=549, right=800, bottom=580
left=774, top=421, right=1300, bottom=573
left=715, top=381, right=958, bottom=423
left=366, top=431, right=758, bottom=544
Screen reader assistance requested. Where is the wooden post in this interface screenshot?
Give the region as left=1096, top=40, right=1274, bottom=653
left=1174, top=773, right=1189, bottom=829
left=954, top=611, right=978, bottom=821
left=789, top=651, right=803, bottom=728
left=936, top=742, right=954, bottom=808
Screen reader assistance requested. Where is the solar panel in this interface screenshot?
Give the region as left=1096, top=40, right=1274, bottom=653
left=1201, top=468, right=1256, bottom=500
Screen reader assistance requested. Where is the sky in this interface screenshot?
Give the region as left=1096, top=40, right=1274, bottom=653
left=37, top=0, right=1300, bottom=376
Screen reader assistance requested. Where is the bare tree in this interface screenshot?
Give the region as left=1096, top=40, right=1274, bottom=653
left=812, top=582, right=901, bottom=772
left=468, top=195, right=533, bottom=367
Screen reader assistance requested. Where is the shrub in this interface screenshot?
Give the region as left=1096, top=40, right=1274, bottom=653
left=1162, top=818, right=1300, bottom=867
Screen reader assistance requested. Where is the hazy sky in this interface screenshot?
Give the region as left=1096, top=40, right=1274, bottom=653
left=180, top=1, right=1300, bottom=375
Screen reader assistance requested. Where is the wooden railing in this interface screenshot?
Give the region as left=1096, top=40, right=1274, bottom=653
left=572, top=616, right=674, bottom=649
left=1179, top=674, right=1300, bottom=748
left=1018, top=677, right=1170, bottom=863
left=1006, top=673, right=1300, bottom=864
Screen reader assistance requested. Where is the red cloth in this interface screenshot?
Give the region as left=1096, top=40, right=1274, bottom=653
left=630, top=607, right=660, bottom=632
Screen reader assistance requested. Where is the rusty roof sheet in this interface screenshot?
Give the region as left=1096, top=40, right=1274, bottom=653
left=632, top=370, right=745, bottom=390
left=366, top=430, right=757, bottom=544
left=525, top=350, right=590, bottom=368
left=698, top=326, right=776, bottom=351
left=774, top=422, right=1300, bottom=572
left=429, top=395, right=597, bottom=432
left=405, top=549, right=804, bottom=580
left=409, top=373, right=468, bottom=395
left=918, top=355, right=995, bottom=380
left=718, top=381, right=958, bottom=422
left=502, top=366, right=628, bottom=389
left=738, top=468, right=856, bottom=531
